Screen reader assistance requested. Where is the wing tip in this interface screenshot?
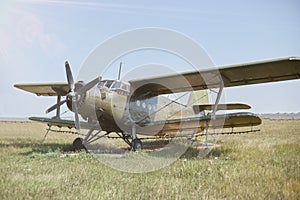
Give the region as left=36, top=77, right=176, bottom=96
left=13, top=84, right=21, bottom=89
left=288, top=56, right=300, bottom=61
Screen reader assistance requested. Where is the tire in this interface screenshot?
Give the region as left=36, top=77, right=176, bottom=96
left=72, top=137, right=85, bottom=151
left=132, top=138, right=142, bottom=151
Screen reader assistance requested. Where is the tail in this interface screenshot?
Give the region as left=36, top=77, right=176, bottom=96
left=187, top=90, right=209, bottom=106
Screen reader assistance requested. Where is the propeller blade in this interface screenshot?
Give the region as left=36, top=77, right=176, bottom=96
left=72, top=101, right=81, bottom=130
left=77, top=76, right=102, bottom=94
left=65, top=61, right=75, bottom=91
left=45, top=100, right=67, bottom=114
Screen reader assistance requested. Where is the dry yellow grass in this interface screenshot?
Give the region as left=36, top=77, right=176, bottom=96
left=0, top=120, right=77, bottom=142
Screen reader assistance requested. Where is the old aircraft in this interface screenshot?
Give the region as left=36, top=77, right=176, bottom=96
left=14, top=57, right=300, bottom=151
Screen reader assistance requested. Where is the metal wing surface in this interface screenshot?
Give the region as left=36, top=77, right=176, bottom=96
left=194, top=103, right=251, bottom=112
left=137, top=112, right=262, bottom=136
left=14, top=83, right=69, bottom=96
left=130, top=57, right=300, bottom=99
left=29, top=117, right=95, bottom=129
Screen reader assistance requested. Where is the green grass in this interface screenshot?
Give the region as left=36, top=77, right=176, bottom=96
left=0, top=119, right=299, bottom=199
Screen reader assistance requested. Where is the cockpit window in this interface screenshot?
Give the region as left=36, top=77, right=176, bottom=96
left=121, top=83, right=129, bottom=91
left=111, top=81, right=130, bottom=92
left=105, top=80, right=113, bottom=88
left=98, top=80, right=130, bottom=94
left=111, top=81, right=121, bottom=89
left=98, top=81, right=105, bottom=88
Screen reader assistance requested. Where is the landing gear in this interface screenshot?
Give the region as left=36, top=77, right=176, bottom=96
left=70, top=124, right=143, bottom=152
left=72, top=137, right=85, bottom=151
left=131, top=124, right=142, bottom=151
left=132, top=138, right=142, bottom=151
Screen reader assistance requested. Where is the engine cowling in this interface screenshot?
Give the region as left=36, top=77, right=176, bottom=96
left=67, top=81, right=87, bottom=112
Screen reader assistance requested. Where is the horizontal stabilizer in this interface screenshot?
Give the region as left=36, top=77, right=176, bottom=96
left=193, top=103, right=251, bottom=112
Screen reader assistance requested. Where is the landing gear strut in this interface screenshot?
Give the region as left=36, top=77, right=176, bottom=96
left=70, top=124, right=143, bottom=152
left=131, top=124, right=142, bottom=151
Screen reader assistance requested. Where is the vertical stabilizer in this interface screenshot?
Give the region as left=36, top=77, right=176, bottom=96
left=187, top=90, right=209, bottom=106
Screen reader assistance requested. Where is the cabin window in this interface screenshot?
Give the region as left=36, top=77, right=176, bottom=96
left=152, top=105, right=157, bottom=111
left=136, top=100, right=140, bottom=107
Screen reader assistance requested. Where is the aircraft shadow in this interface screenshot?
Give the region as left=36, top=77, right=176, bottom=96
left=0, top=139, right=229, bottom=160
left=10, top=142, right=74, bottom=155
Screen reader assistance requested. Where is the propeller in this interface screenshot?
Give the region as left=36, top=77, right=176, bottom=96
left=64, top=61, right=81, bottom=130
left=45, top=100, right=67, bottom=114
left=45, top=61, right=102, bottom=130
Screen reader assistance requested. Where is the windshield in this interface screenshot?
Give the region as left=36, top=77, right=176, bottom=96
left=111, top=81, right=121, bottom=89
left=98, top=80, right=130, bottom=93
left=105, top=80, right=114, bottom=88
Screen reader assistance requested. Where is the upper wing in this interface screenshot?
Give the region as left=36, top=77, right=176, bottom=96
left=14, top=83, right=69, bottom=96
left=130, top=57, right=300, bottom=99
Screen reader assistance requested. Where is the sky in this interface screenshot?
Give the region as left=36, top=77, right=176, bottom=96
left=0, top=0, right=300, bottom=118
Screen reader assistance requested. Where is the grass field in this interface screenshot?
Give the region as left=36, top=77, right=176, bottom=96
left=0, top=119, right=299, bottom=199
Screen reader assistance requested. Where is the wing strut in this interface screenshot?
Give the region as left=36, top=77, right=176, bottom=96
left=211, top=82, right=224, bottom=119
left=56, top=95, right=61, bottom=118
left=208, top=81, right=224, bottom=144
left=205, top=121, right=209, bottom=145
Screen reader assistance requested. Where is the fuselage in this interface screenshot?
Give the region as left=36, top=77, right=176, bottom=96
left=75, top=79, right=208, bottom=136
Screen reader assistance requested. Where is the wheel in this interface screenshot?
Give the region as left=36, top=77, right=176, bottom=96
left=131, top=138, right=142, bottom=151
left=72, top=137, right=85, bottom=151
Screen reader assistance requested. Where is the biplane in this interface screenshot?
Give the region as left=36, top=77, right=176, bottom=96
left=14, top=57, right=300, bottom=151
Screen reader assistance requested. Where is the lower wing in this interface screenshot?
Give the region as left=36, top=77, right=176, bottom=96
left=137, top=112, right=261, bottom=136
left=29, top=117, right=94, bottom=129
left=29, top=112, right=261, bottom=137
